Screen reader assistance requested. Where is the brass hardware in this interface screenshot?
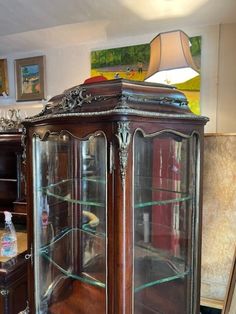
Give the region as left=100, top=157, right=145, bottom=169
left=116, top=121, right=131, bottom=188
left=24, top=254, right=31, bottom=260
left=0, top=289, right=9, bottom=296
left=18, top=301, right=30, bottom=314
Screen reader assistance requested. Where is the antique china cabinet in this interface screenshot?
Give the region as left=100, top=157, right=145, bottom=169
left=0, top=110, right=28, bottom=314
left=0, top=131, right=28, bottom=314
left=23, top=79, right=208, bottom=314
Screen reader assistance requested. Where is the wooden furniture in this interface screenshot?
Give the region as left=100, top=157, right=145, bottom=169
left=0, top=131, right=28, bottom=313
left=23, top=79, right=208, bottom=314
left=0, top=132, right=26, bottom=222
left=0, top=231, right=28, bottom=314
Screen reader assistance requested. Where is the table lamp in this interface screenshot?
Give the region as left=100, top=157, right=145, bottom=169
left=145, top=30, right=199, bottom=85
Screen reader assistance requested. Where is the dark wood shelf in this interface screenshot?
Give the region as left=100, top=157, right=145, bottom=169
left=0, top=131, right=28, bottom=313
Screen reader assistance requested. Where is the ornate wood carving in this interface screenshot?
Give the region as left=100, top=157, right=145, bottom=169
left=116, top=121, right=131, bottom=188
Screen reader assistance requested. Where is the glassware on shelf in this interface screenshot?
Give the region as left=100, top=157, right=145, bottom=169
left=0, top=108, right=26, bottom=132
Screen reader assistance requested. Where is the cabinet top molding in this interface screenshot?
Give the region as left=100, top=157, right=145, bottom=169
left=23, top=79, right=208, bottom=124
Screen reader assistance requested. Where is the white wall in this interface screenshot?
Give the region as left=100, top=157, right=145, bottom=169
left=0, top=44, right=92, bottom=116
left=1, top=23, right=235, bottom=133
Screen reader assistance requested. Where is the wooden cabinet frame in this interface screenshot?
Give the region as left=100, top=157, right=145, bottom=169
left=23, top=79, right=208, bottom=314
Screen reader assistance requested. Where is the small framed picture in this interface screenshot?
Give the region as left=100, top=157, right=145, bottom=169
left=0, top=59, right=9, bottom=96
left=15, top=56, right=45, bottom=101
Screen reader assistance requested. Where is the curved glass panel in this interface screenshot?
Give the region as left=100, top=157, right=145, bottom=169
left=133, top=130, right=199, bottom=314
left=33, top=131, right=107, bottom=314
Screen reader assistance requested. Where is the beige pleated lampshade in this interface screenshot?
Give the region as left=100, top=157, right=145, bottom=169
left=145, top=30, right=199, bottom=85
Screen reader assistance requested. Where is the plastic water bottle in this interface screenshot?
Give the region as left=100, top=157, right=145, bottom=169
left=1, top=211, right=18, bottom=257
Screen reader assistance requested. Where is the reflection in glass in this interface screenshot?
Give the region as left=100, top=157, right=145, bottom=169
left=33, top=131, right=107, bottom=314
left=133, top=131, right=198, bottom=314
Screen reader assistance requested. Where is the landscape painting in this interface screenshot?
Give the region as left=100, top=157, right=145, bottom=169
left=91, top=43, right=150, bottom=82
left=15, top=56, right=45, bottom=101
left=91, top=36, right=201, bottom=114
left=21, top=64, right=40, bottom=94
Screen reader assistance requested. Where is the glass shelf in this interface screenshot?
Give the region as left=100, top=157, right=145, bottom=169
left=40, top=227, right=105, bottom=250
left=39, top=226, right=188, bottom=293
left=42, top=177, right=106, bottom=189
left=134, top=242, right=189, bottom=293
left=134, top=195, right=191, bottom=209
left=37, top=177, right=191, bottom=208
left=39, top=177, right=105, bottom=207
left=134, top=176, right=191, bottom=208
left=134, top=268, right=189, bottom=293
left=40, top=252, right=106, bottom=289
left=46, top=192, right=104, bottom=207
left=39, top=227, right=106, bottom=289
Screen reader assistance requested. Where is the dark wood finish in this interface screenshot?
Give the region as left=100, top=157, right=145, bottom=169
left=0, top=132, right=28, bottom=313
left=23, top=79, right=208, bottom=314
left=49, top=280, right=105, bottom=313
left=13, top=201, right=27, bottom=215
left=0, top=132, right=26, bottom=220
left=0, top=253, right=28, bottom=314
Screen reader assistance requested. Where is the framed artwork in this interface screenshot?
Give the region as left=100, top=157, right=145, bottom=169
left=15, top=56, right=45, bottom=101
left=91, top=43, right=150, bottom=82
left=91, top=36, right=201, bottom=115
left=0, top=59, right=9, bottom=96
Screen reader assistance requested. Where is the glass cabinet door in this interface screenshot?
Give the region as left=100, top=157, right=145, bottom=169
left=32, top=131, right=107, bottom=314
left=133, top=130, right=199, bottom=314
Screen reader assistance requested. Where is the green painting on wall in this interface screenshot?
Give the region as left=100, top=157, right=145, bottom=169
left=91, top=36, right=201, bottom=115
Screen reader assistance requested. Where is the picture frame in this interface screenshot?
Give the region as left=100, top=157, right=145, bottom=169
left=0, top=59, right=9, bottom=96
left=15, top=56, right=45, bottom=101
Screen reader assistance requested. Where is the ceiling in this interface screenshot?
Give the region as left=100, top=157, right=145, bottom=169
left=0, top=0, right=236, bottom=55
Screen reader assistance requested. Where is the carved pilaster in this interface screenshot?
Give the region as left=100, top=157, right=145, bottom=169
left=116, top=121, right=131, bottom=188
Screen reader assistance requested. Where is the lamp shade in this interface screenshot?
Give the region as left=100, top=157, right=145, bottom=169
left=145, top=30, right=199, bottom=85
